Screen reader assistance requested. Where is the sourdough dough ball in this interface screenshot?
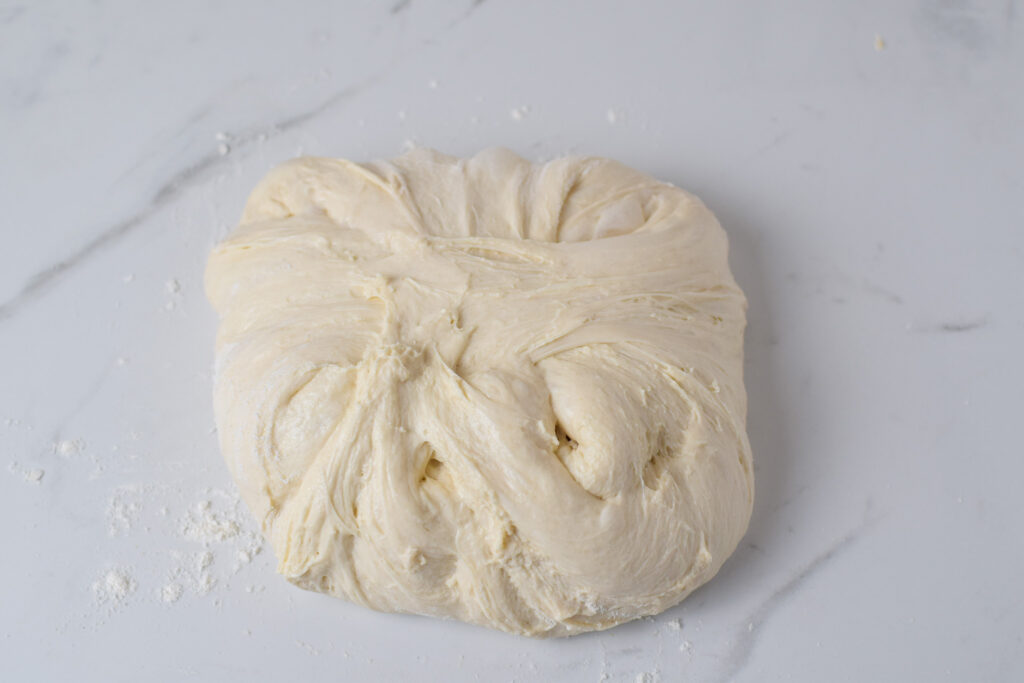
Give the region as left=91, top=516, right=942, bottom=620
left=206, top=148, right=753, bottom=637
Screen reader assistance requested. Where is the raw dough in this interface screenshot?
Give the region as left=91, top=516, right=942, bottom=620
left=205, top=148, right=753, bottom=636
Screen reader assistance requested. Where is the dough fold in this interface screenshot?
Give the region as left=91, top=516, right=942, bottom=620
left=206, top=148, right=753, bottom=637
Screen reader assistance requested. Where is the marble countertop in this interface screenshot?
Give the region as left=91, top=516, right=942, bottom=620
left=2, top=1, right=1022, bottom=681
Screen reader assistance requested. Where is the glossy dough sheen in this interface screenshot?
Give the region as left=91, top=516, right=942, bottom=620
left=205, top=148, right=753, bottom=637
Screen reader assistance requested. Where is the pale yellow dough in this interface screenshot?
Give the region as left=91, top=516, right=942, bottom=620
left=205, top=148, right=753, bottom=636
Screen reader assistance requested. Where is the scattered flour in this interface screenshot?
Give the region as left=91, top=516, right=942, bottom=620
left=106, top=485, right=143, bottom=536
left=181, top=502, right=241, bottom=544
left=87, top=483, right=265, bottom=618
left=198, top=550, right=213, bottom=571
left=8, top=462, right=44, bottom=484
left=161, top=582, right=183, bottom=604
left=509, top=105, right=530, bottom=121
left=666, top=618, right=682, bottom=631
left=55, top=439, right=84, bottom=457
left=92, top=568, right=137, bottom=608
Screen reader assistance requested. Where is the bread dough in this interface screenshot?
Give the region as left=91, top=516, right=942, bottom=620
left=205, top=148, right=753, bottom=637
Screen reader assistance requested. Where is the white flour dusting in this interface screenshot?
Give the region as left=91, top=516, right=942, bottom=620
left=107, top=485, right=143, bottom=536
left=92, top=568, right=137, bottom=608
left=86, top=481, right=266, bottom=621
left=55, top=438, right=84, bottom=457
left=198, top=550, right=213, bottom=571
left=8, top=461, right=45, bottom=484
left=180, top=502, right=241, bottom=544
left=510, top=105, right=530, bottom=121
left=163, top=279, right=183, bottom=311
left=161, top=582, right=183, bottom=604
left=634, top=672, right=661, bottom=683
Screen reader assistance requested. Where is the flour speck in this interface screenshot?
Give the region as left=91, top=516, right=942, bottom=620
left=161, top=582, right=183, bottom=604
left=55, top=439, right=84, bottom=457
left=92, top=568, right=137, bottom=607
left=510, top=105, right=530, bottom=121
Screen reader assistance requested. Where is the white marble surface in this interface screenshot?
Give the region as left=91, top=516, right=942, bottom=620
left=2, top=1, right=1022, bottom=680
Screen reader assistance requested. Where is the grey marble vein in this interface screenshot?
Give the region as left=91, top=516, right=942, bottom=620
left=0, top=150, right=221, bottom=324
left=0, top=81, right=374, bottom=325
left=714, top=512, right=880, bottom=682
left=446, top=0, right=488, bottom=30
left=937, top=318, right=988, bottom=333
left=113, top=101, right=218, bottom=185
left=908, top=317, right=991, bottom=334
left=0, top=8, right=478, bottom=325
left=860, top=279, right=904, bottom=305
left=47, top=360, right=117, bottom=444
left=0, top=5, right=26, bottom=24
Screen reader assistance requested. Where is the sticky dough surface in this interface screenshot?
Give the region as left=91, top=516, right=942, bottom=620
left=205, top=148, right=753, bottom=636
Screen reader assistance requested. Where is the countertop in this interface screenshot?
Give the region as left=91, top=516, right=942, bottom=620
left=2, top=1, right=1022, bottom=681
